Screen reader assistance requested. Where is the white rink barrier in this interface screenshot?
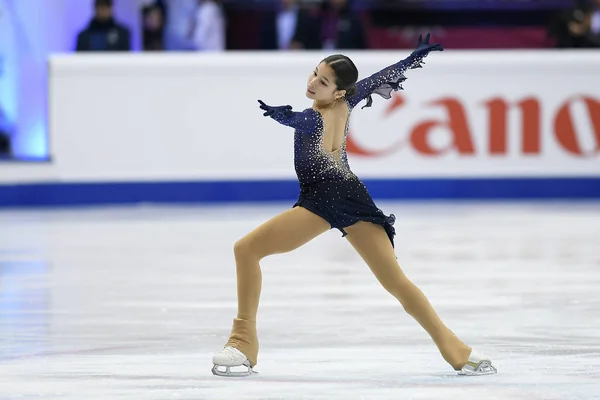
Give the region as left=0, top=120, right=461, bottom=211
left=1, top=50, right=599, bottom=206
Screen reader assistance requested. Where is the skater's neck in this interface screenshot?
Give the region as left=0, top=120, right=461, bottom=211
left=313, top=98, right=339, bottom=110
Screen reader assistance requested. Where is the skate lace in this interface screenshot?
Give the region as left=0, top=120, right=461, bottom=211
left=220, top=346, right=245, bottom=362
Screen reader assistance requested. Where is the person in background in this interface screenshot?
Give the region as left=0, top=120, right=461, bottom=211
left=142, top=1, right=166, bottom=51
left=260, top=0, right=301, bottom=50
left=289, top=1, right=325, bottom=50
left=164, top=0, right=198, bottom=50
left=259, top=0, right=321, bottom=50
left=322, top=0, right=368, bottom=50
left=76, top=0, right=132, bottom=52
left=590, top=0, right=600, bottom=36
left=0, top=107, right=12, bottom=157
left=190, top=0, right=226, bottom=51
left=548, top=0, right=600, bottom=48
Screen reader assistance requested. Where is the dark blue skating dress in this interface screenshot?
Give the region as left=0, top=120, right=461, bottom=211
left=258, top=35, right=443, bottom=248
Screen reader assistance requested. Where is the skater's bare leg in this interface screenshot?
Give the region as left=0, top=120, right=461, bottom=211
left=223, top=206, right=330, bottom=367
left=344, top=221, right=471, bottom=370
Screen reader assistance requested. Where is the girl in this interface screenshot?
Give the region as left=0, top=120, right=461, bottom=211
left=211, top=34, right=497, bottom=377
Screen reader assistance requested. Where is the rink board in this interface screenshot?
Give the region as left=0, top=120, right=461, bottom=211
left=0, top=178, right=600, bottom=207
left=1, top=51, right=599, bottom=206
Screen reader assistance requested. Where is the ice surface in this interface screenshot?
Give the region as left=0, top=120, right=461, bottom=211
left=1, top=202, right=599, bottom=399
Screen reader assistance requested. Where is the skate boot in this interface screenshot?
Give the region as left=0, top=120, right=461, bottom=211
left=457, top=349, right=497, bottom=376
left=212, top=346, right=256, bottom=377
left=211, top=318, right=258, bottom=377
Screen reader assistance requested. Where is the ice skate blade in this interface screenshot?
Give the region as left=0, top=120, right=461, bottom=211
left=457, top=359, right=497, bottom=376
left=211, top=362, right=257, bottom=377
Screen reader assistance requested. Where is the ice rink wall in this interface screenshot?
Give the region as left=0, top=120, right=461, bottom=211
left=1, top=51, right=599, bottom=207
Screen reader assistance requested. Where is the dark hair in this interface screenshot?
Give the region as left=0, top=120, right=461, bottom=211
left=322, top=54, right=358, bottom=98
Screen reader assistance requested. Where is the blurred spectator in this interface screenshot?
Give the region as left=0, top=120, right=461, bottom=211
left=591, top=0, right=600, bottom=35
left=260, top=0, right=322, bottom=50
left=142, top=1, right=167, bottom=50
left=0, top=108, right=11, bottom=157
left=0, top=133, right=9, bottom=157
left=289, top=1, right=324, bottom=50
left=322, top=0, right=368, bottom=50
left=260, top=0, right=300, bottom=50
left=76, top=0, right=132, bottom=52
left=164, top=0, right=198, bottom=50
left=548, top=1, right=600, bottom=48
left=190, top=0, right=226, bottom=51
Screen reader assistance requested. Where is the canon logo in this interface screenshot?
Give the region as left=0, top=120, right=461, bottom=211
left=347, top=94, right=600, bottom=158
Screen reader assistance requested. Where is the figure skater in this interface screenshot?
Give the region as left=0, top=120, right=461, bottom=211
left=211, top=34, right=497, bottom=377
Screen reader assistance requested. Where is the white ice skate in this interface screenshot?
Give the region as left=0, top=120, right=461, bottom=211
left=457, top=349, right=497, bottom=376
left=211, top=346, right=257, bottom=377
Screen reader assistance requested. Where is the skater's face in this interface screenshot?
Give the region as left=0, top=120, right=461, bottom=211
left=306, top=62, right=346, bottom=101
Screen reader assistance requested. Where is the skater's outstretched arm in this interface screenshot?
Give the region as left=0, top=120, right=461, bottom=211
left=347, top=34, right=443, bottom=110
left=257, top=100, right=321, bottom=134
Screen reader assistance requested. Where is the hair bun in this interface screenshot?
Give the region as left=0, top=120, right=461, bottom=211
left=346, top=84, right=357, bottom=97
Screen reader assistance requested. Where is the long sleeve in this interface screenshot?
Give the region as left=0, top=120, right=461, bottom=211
left=269, top=108, right=322, bottom=134
left=347, top=45, right=439, bottom=110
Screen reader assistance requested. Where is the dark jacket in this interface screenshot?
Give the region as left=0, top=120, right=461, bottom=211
left=76, top=18, right=131, bottom=51
left=333, top=13, right=368, bottom=50
left=260, top=9, right=323, bottom=50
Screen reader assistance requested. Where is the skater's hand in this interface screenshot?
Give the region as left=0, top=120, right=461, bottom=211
left=414, top=33, right=443, bottom=53
left=258, top=100, right=292, bottom=118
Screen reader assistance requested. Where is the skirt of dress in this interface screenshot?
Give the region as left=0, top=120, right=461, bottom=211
left=292, top=177, right=396, bottom=248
